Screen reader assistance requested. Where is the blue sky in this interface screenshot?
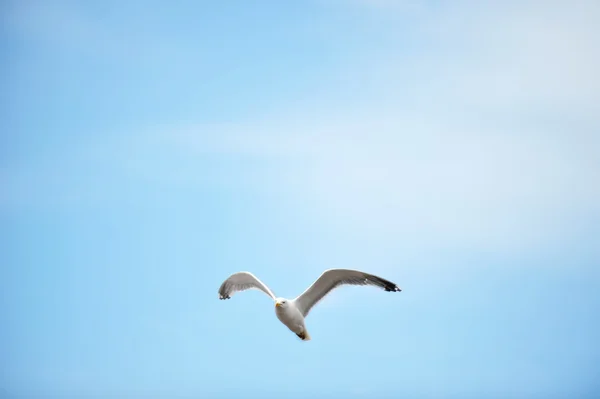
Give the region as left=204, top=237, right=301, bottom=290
left=2, top=0, right=599, bottom=398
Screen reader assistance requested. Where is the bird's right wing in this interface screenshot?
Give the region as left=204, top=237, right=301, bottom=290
left=218, top=271, right=276, bottom=300
left=293, top=269, right=401, bottom=317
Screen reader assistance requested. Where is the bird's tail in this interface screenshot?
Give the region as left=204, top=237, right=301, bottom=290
left=296, top=330, right=311, bottom=341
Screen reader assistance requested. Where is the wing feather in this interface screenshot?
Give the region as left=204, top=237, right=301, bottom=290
left=293, top=269, right=401, bottom=317
left=218, top=271, right=276, bottom=300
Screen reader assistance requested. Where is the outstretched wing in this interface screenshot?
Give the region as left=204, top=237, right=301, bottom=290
left=293, top=269, right=401, bottom=317
left=218, top=271, right=276, bottom=300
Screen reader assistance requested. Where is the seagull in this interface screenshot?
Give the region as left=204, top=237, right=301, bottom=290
left=218, top=269, right=401, bottom=341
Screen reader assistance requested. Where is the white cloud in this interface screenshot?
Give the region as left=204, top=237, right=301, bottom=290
left=4, top=1, right=598, bottom=257
left=145, top=113, right=596, bottom=254
left=339, top=1, right=600, bottom=120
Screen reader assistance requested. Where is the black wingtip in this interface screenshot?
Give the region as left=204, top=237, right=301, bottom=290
left=384, top=284, right=402, bottom=292
left=219, top=295, right=231, bottom=300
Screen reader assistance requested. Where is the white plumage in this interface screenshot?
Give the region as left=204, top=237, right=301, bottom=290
left=218, top=269, right=401, bottom=341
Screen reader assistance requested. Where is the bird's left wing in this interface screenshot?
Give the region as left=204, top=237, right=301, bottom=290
left=218, top=271, right=276, bottom=300
left=293, top=269, right=401, bottom=317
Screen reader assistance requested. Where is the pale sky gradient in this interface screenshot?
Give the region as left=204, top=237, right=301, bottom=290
left=2, top=1, right=599, bottom=398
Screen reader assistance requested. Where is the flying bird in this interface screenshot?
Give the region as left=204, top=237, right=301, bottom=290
left=218, top=269, right=401, bottom=341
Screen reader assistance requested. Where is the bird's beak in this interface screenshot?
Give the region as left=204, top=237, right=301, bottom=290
left=275, top=302, right=281, bottom=307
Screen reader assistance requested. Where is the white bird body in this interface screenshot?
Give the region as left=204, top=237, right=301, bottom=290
left=274, top=297, right=310, bottom=340
left=218, top=269, right=401, bottom=341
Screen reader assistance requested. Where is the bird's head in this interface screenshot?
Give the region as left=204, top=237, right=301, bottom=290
left=275, top=298, right=288, bottom=308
